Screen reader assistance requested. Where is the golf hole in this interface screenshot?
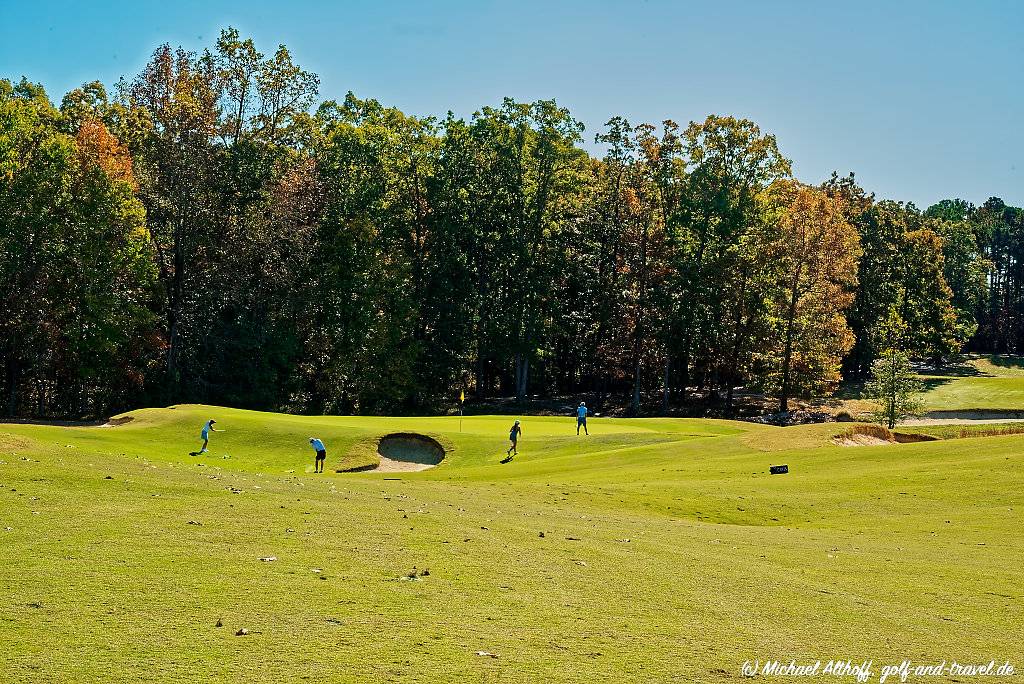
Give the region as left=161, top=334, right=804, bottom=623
left=373, top=433, right=446, bottom=472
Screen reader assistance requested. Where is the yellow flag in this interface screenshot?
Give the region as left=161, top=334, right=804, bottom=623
left=459, top=390, right=465, bottom=403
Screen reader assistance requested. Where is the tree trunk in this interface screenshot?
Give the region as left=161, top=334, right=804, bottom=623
left=167, top=217, right=186, bottom=389
left=631, top=359, right=642, bottom=415
left=724, top=270, right=749, bottom=416
left=514, top=354, right=529, bottom=403
left=779, top=286, right=800, bottom=414
left=475, top=338, right=486, bottom=399
left=779, top=328, right=794, bottom=414
left=662, top=357, right=670, bottom=414
left=5, top=357, right=18, bottom=416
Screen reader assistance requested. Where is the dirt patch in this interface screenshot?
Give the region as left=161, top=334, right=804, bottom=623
left=0, top=433, right=36, bottom=452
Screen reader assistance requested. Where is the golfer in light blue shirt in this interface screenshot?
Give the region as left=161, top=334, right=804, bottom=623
left=309, top=437, right=327, bottom=473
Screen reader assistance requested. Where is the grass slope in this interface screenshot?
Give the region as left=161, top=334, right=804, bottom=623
left=0, top=405, right=1021, bottom=682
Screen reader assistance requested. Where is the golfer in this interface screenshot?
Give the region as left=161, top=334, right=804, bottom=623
left=576, top=402, right=589, bottom=435
left=506, top=419, right=522, bottom=457
left=309, top=437, right=327, bottom=473
left=191, top=419, right=219, bottom=455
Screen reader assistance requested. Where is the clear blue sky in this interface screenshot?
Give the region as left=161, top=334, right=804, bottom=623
left=2, top=0, right=1021, bottom=208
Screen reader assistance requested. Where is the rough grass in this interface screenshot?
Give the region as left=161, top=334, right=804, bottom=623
left=0, top=404, right=1021, bottom=682
left=911, top=422, right=1024, bottom=440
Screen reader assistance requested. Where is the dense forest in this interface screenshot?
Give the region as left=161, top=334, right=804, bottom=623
left=2, top=29, right=1021, bottom=419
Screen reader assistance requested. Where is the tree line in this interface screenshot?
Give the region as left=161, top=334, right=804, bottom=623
left=2, top=29, right=1021, bottom=419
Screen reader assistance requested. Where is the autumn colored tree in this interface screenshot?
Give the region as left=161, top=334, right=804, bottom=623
left=766, top=182, right=860, bottom=412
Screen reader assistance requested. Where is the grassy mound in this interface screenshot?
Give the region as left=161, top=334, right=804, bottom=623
left=0, top=405, right=1021, bottom=682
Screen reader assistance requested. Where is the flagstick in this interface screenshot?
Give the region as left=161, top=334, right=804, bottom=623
left=458, top=390, right=465, bottom=432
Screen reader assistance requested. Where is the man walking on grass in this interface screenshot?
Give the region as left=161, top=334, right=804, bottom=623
left=576, top=402, right=589, bottom=435
left=309, top=437, right=327, bottom=473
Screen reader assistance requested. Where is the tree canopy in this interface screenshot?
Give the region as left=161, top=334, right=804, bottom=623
left=0, top=29, right=1015, bottom=419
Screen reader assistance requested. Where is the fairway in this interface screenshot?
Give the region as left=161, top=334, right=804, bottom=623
left=918, top=355, right=1024, bottom=412
left=1, top=405, right=1021, bottom=682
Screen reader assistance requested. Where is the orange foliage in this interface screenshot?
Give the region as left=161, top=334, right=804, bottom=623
left=76, top=119, right=137, bottom=190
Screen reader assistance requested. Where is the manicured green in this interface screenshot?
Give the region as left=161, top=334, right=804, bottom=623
left=1, top=405, right=1021, bottom=682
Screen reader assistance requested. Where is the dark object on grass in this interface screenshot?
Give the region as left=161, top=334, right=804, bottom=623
left=235, top=628, right=248, bottom=636
left=770, top=464, right=789, bottom=475
left=215, top=619, right=222, bottom=627
left=500, top=455, right=514, bottom=464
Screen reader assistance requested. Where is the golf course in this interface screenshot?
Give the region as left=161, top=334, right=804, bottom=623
left=1, top=404, right=1021, bottom=682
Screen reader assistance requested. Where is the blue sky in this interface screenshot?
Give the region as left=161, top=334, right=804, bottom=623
left=2, top=0, right=1021, bottom=208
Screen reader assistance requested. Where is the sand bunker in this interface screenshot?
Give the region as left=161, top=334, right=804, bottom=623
left=101, top=415, right=135, bottom=427
left=834, top=433, right=892, bottom=446
left=372, top=433, right=446, bottom=472
left=833, top=426, right=940, bottom=447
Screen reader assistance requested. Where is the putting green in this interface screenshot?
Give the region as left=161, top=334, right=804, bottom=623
left=0, top=405, right=1020, bottom=682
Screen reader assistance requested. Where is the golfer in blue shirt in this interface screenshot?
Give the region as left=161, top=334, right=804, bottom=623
left=576, top=402, right=589, bottom=435
left=189, top=419, right=219, bottom=456
left=309, top=437, right=327, bottom=473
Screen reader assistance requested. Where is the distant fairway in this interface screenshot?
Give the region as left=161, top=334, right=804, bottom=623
left=1, top=405, right=1021, bottom=682
left=918, top=354, right=1024, bottom=412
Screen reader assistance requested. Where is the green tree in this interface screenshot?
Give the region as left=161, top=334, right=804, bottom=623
left=0, top=79, right=156, bottom=417
left=673, top=115, right=792, bottom=411
left=438, top=99, right=587, bottom=402
left=931, top=216, right=989, bottom=337
left=864, top=349, right=923, bottom=429
left=843, top=196, right=968, bottom=375
left=120, top=43, right=221, bottom=394
left=967, top=198, right=1024, bottom=353
left=899, top=228, right=966, bottom=367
